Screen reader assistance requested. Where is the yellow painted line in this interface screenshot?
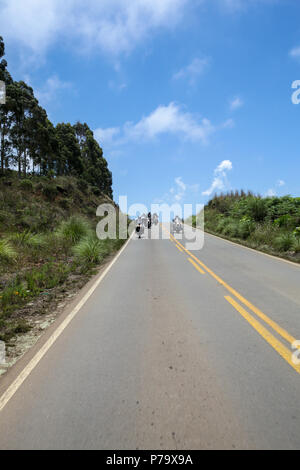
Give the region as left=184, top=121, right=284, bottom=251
left=225, top=296, right=300, bottom=375
left=0, top=232, right=134, bottom=414
left=175, top=244, right=183, bottom=253
left=188, top=258, right=205, bottom=274
left=168, top=230, right=297, bottom=347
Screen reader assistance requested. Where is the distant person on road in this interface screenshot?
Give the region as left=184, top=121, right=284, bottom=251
left=136, top=223, right=144, bottom=239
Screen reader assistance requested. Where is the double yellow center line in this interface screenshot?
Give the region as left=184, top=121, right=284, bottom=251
left=166, top=227, right=300, bottom=375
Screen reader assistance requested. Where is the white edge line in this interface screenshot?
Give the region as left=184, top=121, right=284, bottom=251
left=0, top=232, right=134, bottom=413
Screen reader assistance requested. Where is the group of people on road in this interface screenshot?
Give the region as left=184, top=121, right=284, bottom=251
left=136, top=212, right=159, bottom=239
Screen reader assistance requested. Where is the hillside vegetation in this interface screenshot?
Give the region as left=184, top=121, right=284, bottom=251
left=195, top=191, right=300, bottom=263
left=0, top=173, right=125, bottom=344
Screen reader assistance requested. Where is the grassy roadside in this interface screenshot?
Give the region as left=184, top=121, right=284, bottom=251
left=0, top=173, right=127, bottom=347
left=203, top=228, right=300, bottom=264
left=189, top=192, right=300, bottom=264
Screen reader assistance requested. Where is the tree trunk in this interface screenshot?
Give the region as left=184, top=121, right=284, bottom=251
left=23, top=150, right=27, bottom=177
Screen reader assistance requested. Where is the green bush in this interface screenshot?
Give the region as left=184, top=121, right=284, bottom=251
left=0, top=281, right=27, bottom=314
left=223, top=221, right=240, bottom=237
left=58, top=198, right=71, bottom=210
left=274, top=214, right=293, bottom=228
left=0, top=239, right=17, bottom=262
left=274, top=233, right=295, bottom=252
left=24, top=262, right=70, bottom=292
left=216, top=218, right=228, bottom=233
left=238, top=219, right=256, bottom=239
left=77, top=179, right=88, bottom=193
left=246, top=198, right=267, bottom=222
left=91, top=186, right=101, bottom=197
left=42, top=184, right=58, bottom=201
left=9, top=230, right=45, bottom=248
left=56, top=216, right=91, bottom=244
left=250, top=224, right=277, bottom=246
left=20, top=179, right=33, bottom=191
left=294, top=227, right=300, bottom=241
left=73, top=235, right=106, bottom=264
left=0, top=210, right=14, bottom=229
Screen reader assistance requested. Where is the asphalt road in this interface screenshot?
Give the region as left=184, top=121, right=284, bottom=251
left=0, top=225, right=300, bottom=450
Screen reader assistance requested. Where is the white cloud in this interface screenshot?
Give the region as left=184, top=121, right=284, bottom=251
left=265, top=180, right=286, bottom=197
left=174, top=177, right=187, bottom=201
left=95, top=102, right=216, bottom=146
left=289, top=47, right=300, bottom=59
left=125, top=103, right=215, bottom=143
left=156, top=176, right=199, bottom=204
left=0, top=0, right=188, bottom=57
left=202, top=159, right=233, bottom=196
left=216, top=160, right=233, bottom=172
left=94, top=127, right=120, bottom=145
left=35, top=75, right=72, bottom=105
left=0, top=0, right=279, bottom=61
left=173, top=57, right=210, bottom=85
left=222, top=118, right=235, bottom=129
left=230, top=96, right=244, bottom=110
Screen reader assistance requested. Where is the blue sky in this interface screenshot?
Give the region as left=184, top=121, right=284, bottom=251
left=1, top=0, right=300, bottom=211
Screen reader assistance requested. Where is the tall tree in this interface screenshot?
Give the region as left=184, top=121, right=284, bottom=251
left=9, top=81, right=40, bottom=176
left=55, top=123, right=82, bottom=176
left=74, top=121, right=113, bottom=198
left=0, top=37, right=113, bottom=198
left=0, top=36, right=13, bottom=173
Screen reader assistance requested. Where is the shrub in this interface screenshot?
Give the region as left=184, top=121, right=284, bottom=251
left=58, top=198, right=71, bottom=210
left=56, top=216, right=91, bottom=244
left=250, top=224, right=277, bottom=246
left=238, top=219, right=255, bottom=240
left=216, top=218, right=228, bottom=233
left=73, top=235, right=106, bottom=264
left=91, top=186, right=101, bottom=196
left=246, top=198, right=267, bottom=222
left=294, top=227, right=300, bottom=241
left=77, top=179, right=88, bottom=193
left=0, top=210, right=14, bottom=229
left=274, top=215, right=293, bottom=228
left=274, top=233, right=295, bottom=252
left=0, top=282, right=27, bottom=313
left=223, top=221, right=240, bottom=237
left=24, top=262, right=70, bottom=292
left=0, top=239, right=17, bottom=262
left=9, top=231, right=45, bottom=248
left=20, top=179, right=33, bottom=191
left=42, top=184, right=58, bottom=201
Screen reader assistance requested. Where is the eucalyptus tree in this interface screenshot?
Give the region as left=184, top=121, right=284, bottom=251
left=0, top=36, right=13, bottom=173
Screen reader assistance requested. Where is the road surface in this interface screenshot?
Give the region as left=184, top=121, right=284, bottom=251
left=0, top=225, right=300, bottom=450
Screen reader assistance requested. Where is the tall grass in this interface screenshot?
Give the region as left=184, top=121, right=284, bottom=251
left=9, top=230, right=45, bottom=248
left=0, top=239, right=17, bottom=262
left=274, top=233, right=295, bottom=252
left=0, top=262, right=71, bottom=316
left=73, top=235, right=106, bottom=264
left=56, top=216, right=91, bottom=244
